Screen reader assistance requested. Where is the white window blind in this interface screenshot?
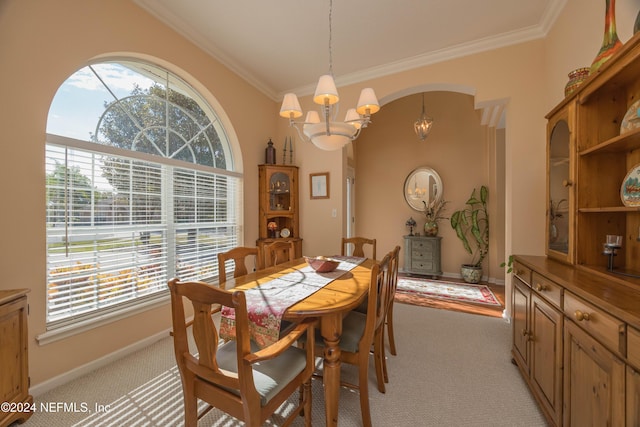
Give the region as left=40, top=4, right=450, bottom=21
left=45, top=59, right=241, bottom=330
left=45, top=143, right=240, bottom=327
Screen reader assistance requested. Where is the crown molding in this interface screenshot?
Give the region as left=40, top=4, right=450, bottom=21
left=136, top=0, right=567, bottom=103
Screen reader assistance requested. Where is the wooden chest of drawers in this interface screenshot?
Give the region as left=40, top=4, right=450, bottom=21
left=0, top=289, right=32, bottom=427
left=403, top=235, right=442, bottom=278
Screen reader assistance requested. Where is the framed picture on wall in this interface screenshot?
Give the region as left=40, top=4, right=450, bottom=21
left=310, top=172, right=329, bottom=199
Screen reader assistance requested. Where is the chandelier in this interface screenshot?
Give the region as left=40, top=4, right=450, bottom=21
left=279, top=0, right=380, bottom=151
left=414, top=93, right=434, bottom=141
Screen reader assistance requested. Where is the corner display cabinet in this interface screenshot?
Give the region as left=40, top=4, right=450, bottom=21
left=257, top=165, right=302, bottom=257
left=511, top=32, right=640, bottom=427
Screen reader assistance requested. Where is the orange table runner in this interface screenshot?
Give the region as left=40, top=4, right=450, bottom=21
left=220, top=256, right=365, bottom=347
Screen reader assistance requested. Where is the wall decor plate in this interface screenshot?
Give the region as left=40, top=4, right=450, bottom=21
left=621, top=163, right=640, bottom=207
left=279, top=228, right=291, bottom=238
left=620, top=99, right=640, bottom=134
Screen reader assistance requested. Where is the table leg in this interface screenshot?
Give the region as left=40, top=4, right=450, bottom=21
left=321, top=313, right=342, bottom=427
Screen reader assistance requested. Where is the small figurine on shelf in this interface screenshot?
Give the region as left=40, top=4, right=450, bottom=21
left=405, top=217, right=417, bottom=236
left=267, top=221, right=278, bottom=238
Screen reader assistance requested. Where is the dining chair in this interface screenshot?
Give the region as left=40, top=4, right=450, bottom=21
left=262, top=240, right=296, bottom=268
left=385, top=245, right=401, bottom=355
left=341, top=236, right=377, bottom=260
left=217, top=246, right=263, bottom=288
left=168, top=278, right=315, bottom=427
left=301, top=252, right=391, bottom=427
left=381, top=245, right=401, bottom=385
left=173, top=246, right=263, bottom=337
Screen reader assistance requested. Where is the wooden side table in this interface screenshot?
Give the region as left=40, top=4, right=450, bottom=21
left=403, top=235, right=442, bottom=278
left=0, top=289, right=32, bottom=426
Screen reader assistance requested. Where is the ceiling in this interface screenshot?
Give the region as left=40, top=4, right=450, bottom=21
left=134, top=0, right=566, bottom=101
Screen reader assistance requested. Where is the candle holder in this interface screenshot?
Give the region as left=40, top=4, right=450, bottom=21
left=603, top=234, right=623, bottom=270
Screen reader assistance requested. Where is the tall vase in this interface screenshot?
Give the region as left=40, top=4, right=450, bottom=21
left=590, top=0, right=623, bottom=74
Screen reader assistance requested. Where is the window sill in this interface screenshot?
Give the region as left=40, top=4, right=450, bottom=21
left=36, top=294, right=170, bottom=346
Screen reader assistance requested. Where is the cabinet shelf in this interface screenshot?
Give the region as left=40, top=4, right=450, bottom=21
left=579, top=206, right=640, bottom=213
left=576, top=264, right=640, bottom=290
left=579, top=127, right=640, bottom=156
left=264, top=212, right=294, bottom=218
left=550, top=156, right=569, bottom=166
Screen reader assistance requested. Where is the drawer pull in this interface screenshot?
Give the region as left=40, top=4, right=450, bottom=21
left=574, top=310, right=591, bottom=322
left=515, top=269, right=524, bottom=276
left=535, top=283, right=547, bottom=292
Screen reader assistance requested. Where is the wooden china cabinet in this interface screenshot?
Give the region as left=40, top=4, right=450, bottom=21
left=256, top=165, right=302, bottom=257
left=512, top=32, right=640, bottom=426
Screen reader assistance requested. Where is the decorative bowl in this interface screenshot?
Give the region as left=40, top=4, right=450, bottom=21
left=304, top=256, right=339, bottom=273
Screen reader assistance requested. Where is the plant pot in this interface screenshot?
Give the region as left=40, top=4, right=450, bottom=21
left=460, top=264, right=482, bottom=284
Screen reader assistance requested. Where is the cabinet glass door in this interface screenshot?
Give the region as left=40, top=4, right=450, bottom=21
left=546, top=105, right=574, bottom=263
left=269, top=172, right=291, bottom=211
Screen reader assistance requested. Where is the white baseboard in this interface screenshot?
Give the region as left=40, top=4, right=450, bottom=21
left=30, top=329, right=171, bottom=397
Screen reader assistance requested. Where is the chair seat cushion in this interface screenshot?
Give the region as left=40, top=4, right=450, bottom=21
left=337, top=311, right=366, bottom=352
left=216, top=340, right=307, bottom=406
left=299, top=311, right=366, bottom=354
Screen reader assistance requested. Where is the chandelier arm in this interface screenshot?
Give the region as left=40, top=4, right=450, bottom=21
left=288, top=120, right=308, bottom=142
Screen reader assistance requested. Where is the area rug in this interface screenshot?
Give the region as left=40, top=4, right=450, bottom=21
left=395, top=277, right=503, bottom=317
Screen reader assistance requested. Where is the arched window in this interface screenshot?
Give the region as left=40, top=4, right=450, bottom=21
left=45, top=60, right=241, bottom=329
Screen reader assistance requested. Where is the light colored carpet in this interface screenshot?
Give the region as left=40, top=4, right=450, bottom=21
left=21, top=304, right=546, bottom=426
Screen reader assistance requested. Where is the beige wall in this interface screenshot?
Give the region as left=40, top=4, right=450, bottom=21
left=354, top=92, right=494, bottom=278
left=287, top=41, right=549, bottom=289
left=289, top=0, right=640, bottom=295
left=2, top=0, right=639, bottom=388
left=0, top=0, right=273, bottom=387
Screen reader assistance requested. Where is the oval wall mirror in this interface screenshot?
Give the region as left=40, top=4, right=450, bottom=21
left=403, top=167, right=443, bottom=211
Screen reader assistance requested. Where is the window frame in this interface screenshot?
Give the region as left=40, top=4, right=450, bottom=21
left=40, top=59, right=243, bottom=342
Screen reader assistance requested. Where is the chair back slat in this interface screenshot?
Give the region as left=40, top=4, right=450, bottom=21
left=217, top=247, right=262, bottom=287
left=262, top=240, right=295, bottom=268
left=342, top=237, right=376, bottom=260
left=361, top=253, right=389, bottom=345
left=191, top=300, right=220, bottom=371
left=387, top=245, right=401, bottom=310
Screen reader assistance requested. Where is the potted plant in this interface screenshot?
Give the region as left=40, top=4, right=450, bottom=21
left=450, top=185, right=489, bottom=283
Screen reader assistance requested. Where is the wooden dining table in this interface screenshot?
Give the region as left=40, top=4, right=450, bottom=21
left=221, top=256, right=375, bottom=427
